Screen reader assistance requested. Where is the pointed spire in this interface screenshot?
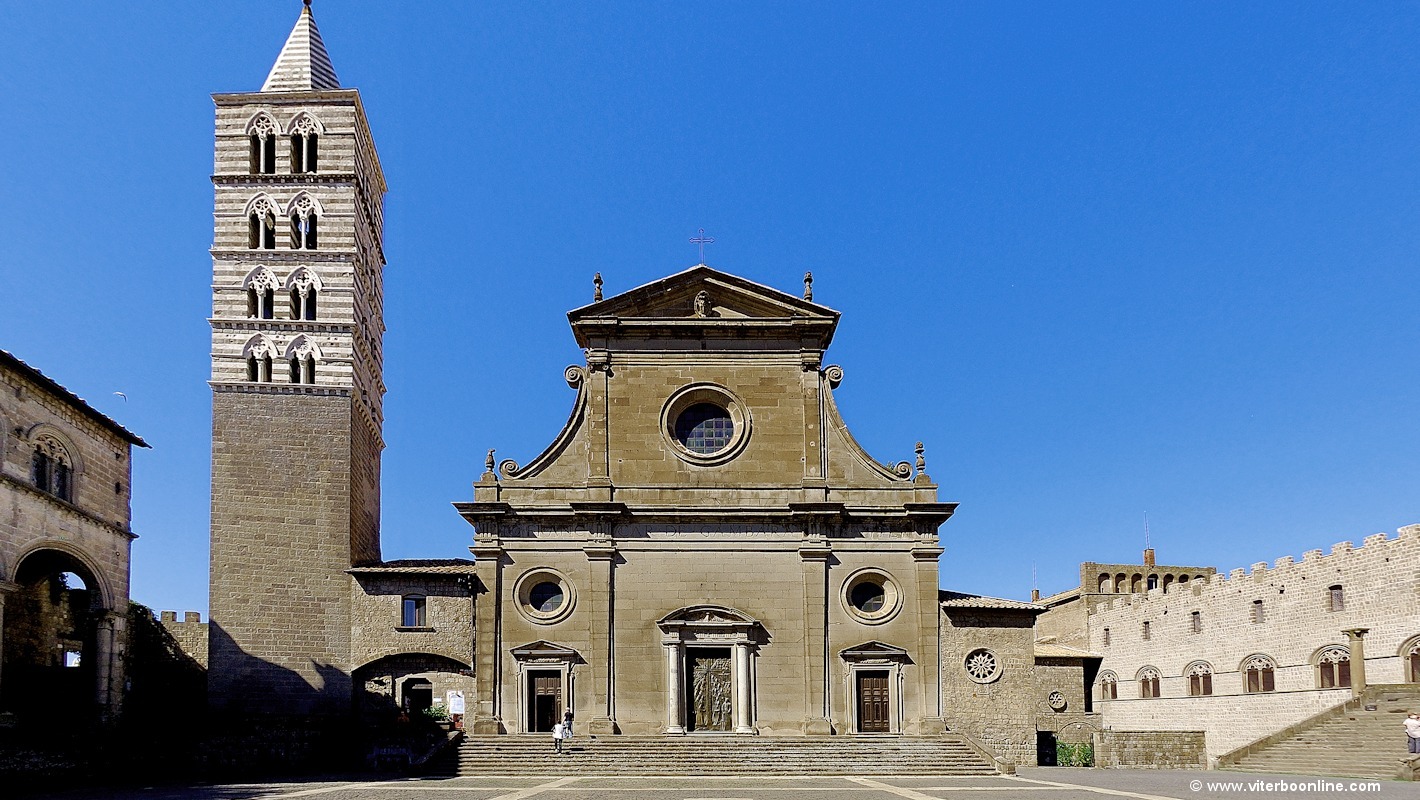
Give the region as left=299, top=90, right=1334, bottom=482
left=261, top=1, right=341, bottom=93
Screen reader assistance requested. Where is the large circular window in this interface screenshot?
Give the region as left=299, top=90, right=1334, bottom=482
left=661, top=384, right=751, bottom=465
left=513, top=569, right=575, bottom=624
left=841, top=568, right=902, bottom=624
left=964, top=648, right=1002, bottom=684
left=674, top=403, right=734, bottom=454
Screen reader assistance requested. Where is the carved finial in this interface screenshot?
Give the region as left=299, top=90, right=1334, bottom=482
left=485, top=449, right=495, bottom=473
left=804, top=271, right=813, bottom=301
left=304, top=0, right=312, bottom=7
left=694, top=290, right=711, bottom=317
left=915, top=441, right=925, bottom=473
left=593, top=272, right=603, bottom=302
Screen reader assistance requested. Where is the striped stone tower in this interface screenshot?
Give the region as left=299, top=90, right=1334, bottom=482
left=207, top=1, right=387, bottom=715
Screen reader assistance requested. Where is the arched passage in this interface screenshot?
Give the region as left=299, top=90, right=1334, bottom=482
left=1, top=548, right=112, bottom=726
left=353, top=652, right=472, bottom=725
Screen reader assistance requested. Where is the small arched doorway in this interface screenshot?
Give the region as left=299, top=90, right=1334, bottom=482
left=1, top=548, right=112, bottom=726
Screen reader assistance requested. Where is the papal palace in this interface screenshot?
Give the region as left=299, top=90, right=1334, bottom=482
left=0, top=2, right=1415, bottom=780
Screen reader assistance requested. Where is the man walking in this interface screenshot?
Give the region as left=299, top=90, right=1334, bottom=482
left=552, top=720, right=567, bottom=755
left=1405, top=713, right=1420, bottom=755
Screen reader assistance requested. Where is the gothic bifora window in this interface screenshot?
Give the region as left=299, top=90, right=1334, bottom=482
left=30, top=436, right=74, bottom=502
left=247, top=114, right=277, bottom=174
left=1187, top=662, right=1213, bottom=696
left=1245, top=656, right=1277, bottom=693
left=289, top=114, right=320, bottom=174
left=288, top=195, right=319, bottom=250
left=1317, top=647, right=1350, bottom=689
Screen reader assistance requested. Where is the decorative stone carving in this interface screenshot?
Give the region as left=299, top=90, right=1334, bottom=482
left=822, top=365, right=844, bottom=388
left=964, top=648, right=1001, bottom=683
left=288, top=111, right=322, bottom=136
left=803, top=271, right=813, bottom=301
left=593, top=272, right=603, bottom=302
left=564, top=365, right=585, bottom=388
left=245, top=112, right=278, bottom=138
left=1048, top=691, right=1067, bottom=711
left=915, top=441, right=926, bottom=474
left=693, top=290, right=710, bottom=318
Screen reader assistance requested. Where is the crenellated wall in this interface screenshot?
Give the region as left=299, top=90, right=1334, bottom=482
left=1088, top=524, right=1420, bottom=760
left=160, top=610, right=209, bottom=668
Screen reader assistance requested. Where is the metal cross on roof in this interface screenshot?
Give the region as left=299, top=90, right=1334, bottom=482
left=689, top=228, right=715, bottom=264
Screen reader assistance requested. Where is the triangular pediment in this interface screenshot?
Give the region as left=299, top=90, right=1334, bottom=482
left=840, top=640, right=911, bottom=661
left=570, top=266, right=838, bottom=322
left=509, top=640, right=580, bottom=661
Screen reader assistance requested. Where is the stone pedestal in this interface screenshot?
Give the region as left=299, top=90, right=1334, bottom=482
left=800, top=716, right=833, bottom=735
left=472, top=715, right=504, bottom=734
left=589, top=715, right=620, bottom=735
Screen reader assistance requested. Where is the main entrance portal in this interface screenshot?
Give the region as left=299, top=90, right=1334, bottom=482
left=856, top=670, right=891, bottom=732
left=687, top=648, right=732, bottom=732
left=528, top=669, right=562, bottom=732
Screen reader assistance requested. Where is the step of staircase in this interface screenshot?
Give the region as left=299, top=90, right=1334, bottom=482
left=432, top=734, right=998, bottom=776
left=1222, top=686, right=1420, bottom=780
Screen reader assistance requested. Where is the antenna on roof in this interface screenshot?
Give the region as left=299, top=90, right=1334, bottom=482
left=1031, top=563, right=1040, bottom=603
left=1144, top=512, right=1151, bottom=549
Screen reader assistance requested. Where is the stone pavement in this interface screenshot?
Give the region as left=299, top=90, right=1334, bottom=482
left=28, top=768, right=1420, bottom=800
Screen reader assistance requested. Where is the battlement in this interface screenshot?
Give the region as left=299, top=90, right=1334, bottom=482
left=159, top=609, right=209, bottom=669
left=1091, top=525, right=1420, bottom=617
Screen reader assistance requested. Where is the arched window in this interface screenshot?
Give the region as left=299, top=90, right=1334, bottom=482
left=1097, top=573, right=1112, bottom=593
left=246, top=195, right=280, bottom=250
left=1186, top=662, right=1213, bottom=696
left=1244, top=655, right=1277, bottom=693
left=1130, top=573, right=1143, bottom=593
left=1147, top=574, right=1159, bottom=591
left=1178, top=575, right=1190, bottom=587
left=286, top=267, right=321, bottom=321
left=285, top=336, right=320, bottom=385
left=1162, top=574, right=1175, bottom=593
left=1098, top=672, right=1118, bottom=700
left=401, top=594, right=426, bottom=628
left=1407, top=639, right=1420, bottom=684
left=243, top=266, right=279, bottom=320
left=289, top=113, right=321, bottom=174
left=1327, top=585, right=1344, bottom=612
left=242, top=335, right=277, bottom=383
left=1115, top=572, right=1126, bottom=593
left=1138, top=667, right=1161, bottom=699
left=287, top=194, right=320, bottom=250
left=30, top=435, right=74, bottom=502
left=1316, top=646, right=1350, bottom=689
left=246, top=114, right=278, bottom=175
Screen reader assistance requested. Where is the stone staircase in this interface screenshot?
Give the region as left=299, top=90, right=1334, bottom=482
left=1220, top=685, right=1420, bottom=780
left=428, top=734, right=998, bottom=776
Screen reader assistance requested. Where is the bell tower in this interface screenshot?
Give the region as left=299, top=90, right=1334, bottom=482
left=207, top=0, right=387, bottom=714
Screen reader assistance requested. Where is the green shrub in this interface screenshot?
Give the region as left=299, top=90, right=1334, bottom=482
left=420, top=705, right=450, bottom=723
left=1056, top=742, right=1094, bottom=767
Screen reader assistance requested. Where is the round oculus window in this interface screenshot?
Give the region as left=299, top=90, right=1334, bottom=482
left=529, top=581, right=564, bottom=613
left=674, top=402, right=734, bottom=454
left=841, top=569, right=901, bottom=624
left=660, top=384, right=751, bottom=465
left=513, top=569, right=575, bottom=624
left=850, top=580, right=886, bottom=614
left=964, top=648, right=1002, bottom=684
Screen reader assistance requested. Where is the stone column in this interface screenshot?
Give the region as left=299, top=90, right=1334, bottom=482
left=94, top=611, right=118, bottom=721
left=0, top=583, right=13, bottom=707
left=733, top=642, right=755, bottom=734
left=664, top=643, right=685, bottom=734
left=471, top=537, right=505, bottom=734
left=585, top=539, right=618, bottom=734
left=1344, top=628, right=1370, bottom=698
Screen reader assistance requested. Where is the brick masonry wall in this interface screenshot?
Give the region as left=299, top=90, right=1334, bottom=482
left=1095, top=730, right=1206, bottom=769
left=1090, top=524, right=1420, bottom=760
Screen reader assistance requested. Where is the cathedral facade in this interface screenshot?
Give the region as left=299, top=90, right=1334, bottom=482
left=205, top=4, right=1077, bottom=764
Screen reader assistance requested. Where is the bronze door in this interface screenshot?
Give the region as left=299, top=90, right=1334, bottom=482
left=687, top=648, right=732, bottom=732
left=857, top=671, right=890, bottom=733
left=529, top=670, right=561, bottom=732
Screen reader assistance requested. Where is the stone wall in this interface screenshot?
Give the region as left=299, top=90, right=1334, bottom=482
left=1095, top=730, right=1206, bottom=769
left=349, top=574, right=473, bottom=669
left=160, top=611, right=209, bottom=668
left=1090, top=524, right=1420, bottom=760
left=940, top=607, right=1038, bottom=766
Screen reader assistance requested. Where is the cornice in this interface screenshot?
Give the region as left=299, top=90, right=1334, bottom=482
left=211, top=249, right=357, bottom=263
left=210, top=381, right=351, bottom=398
left=212, top=172, right=358, bottom=186
left=0, top=473, right=137, bottom=540
left=209, top=318, right=355, bottom=334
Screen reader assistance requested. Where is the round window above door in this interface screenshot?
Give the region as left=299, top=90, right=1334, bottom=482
left=661, top=383, right=751, bottom=466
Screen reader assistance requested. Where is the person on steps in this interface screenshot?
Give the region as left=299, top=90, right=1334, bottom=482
left=552, top=720, right=567, bottom=755
left=1405, top=713, right=1420, bottom=755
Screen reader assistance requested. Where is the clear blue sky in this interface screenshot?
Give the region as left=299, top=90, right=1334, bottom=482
left=2, top=2, right=1417, bottom=616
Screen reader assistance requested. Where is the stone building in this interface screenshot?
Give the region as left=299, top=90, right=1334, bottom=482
left=1037, top=527, right=1420, bottom=763
left=0, top=349, right=147, bottom=723
left=205, top=4, right=1067, bottom=755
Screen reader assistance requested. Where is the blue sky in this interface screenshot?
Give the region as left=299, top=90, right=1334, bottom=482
left=1, top=2, right=1417, bottom=616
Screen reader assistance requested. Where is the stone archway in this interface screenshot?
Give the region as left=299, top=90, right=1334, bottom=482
left=658, top=605, right=764, bottom=735
left=1, top=548, right=119, bottom=726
